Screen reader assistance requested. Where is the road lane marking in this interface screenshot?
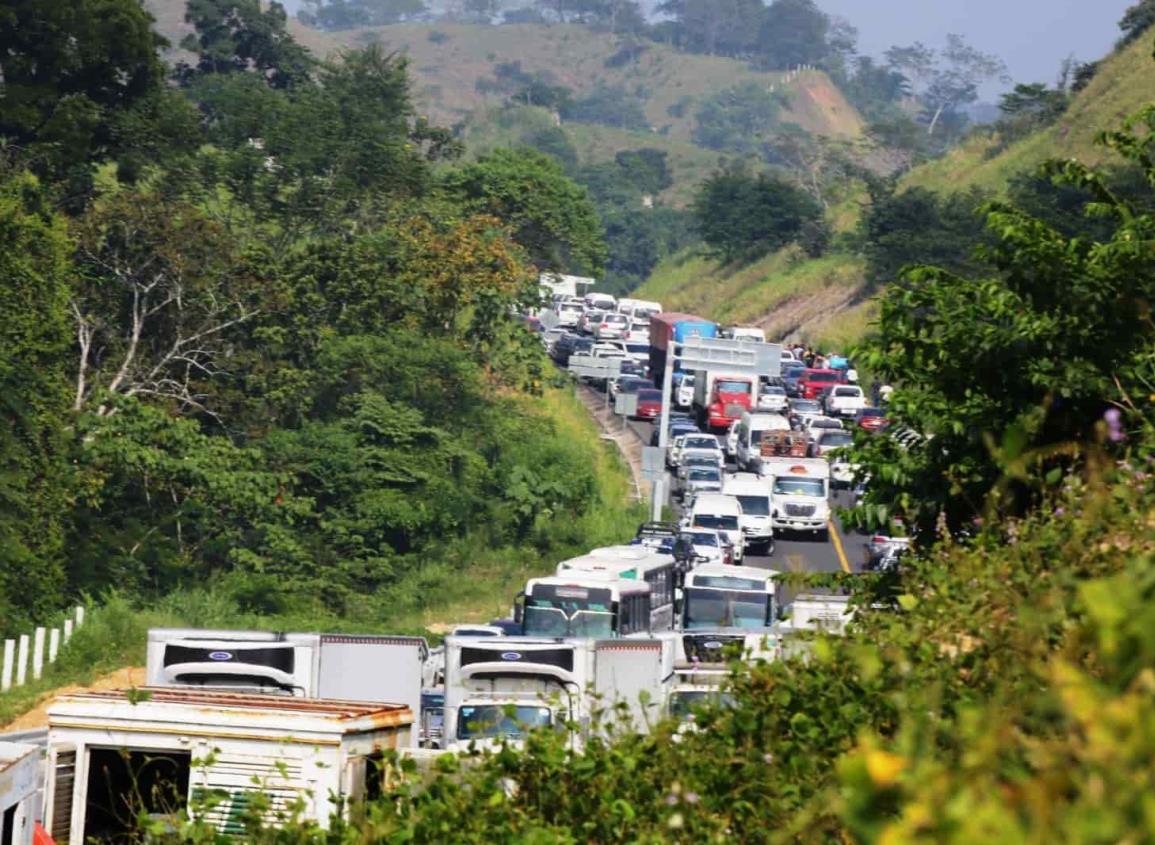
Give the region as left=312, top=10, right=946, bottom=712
left=829, top=519, right=851, bottom=574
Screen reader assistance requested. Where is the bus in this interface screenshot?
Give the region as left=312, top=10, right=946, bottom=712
left=516, top=574, right=654, bottom=638
left=556, top=545, right=677, bottom=632
left=680, top=564, right=781, bottom=632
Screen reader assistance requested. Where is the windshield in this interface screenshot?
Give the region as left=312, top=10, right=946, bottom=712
left=834, top=388, right=860, bottom=397
left=685, top=532, right=719, bottom=547
left=684, top=455, right=719, bottom=468
left=669, top=690, right=736, bottom=719
left=637, top=390, right=662, bottom=402
left=688, top=468, right=722, bottom=482
left=685, top=437, right=718, bottom=450
left=808, top=372, right=838, bottom=383
left=684, top=588, right=771, bottom=629
left=764, top=387, right=786, bottom=396
left=716, top=380, right=750, bottom=394
left=693, top=514, right=739, bottom=531
left=524, top=596, right=616, bottom=638
left=773, top=478, right=826, bottom=497
left=792, top=401, right=820, bottom=413
left=627, top=344, right=648, bottom=355
left=821, top=433, right=853, bottom=447
left=457, top=705, right=553, bottom=740
left=735, top=495, right=770, bottom=516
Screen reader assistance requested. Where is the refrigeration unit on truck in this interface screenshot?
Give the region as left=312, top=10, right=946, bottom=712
left=44, top=688, right=412, bottom=844
left=555, top=546, right=678, bottom=632
left=649, top=312, right=718, bottom=385
left=759, top=458, right=832, bottom=538
left=442, top=635, right=675, bottom=751
left=0, top=742, right=39, bottom=845
left=692, top=370, right=756, bottom=431
left=676, top=564, right=782, bottom=675
left=145, top=628, right=428, bottom=747
left=515, top=574, right=655, bottom=638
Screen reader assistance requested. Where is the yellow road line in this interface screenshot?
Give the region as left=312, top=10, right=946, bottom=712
left=829, top=519, right=852, bottom=574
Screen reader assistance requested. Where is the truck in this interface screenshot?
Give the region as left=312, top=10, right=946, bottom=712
left=145, top=628, right=429, bottom=747
left=824, top=384, right=866, bottom=417
left=0, top=742, right=39, bottom=845
left=692, top=369, right=756, bottom=431
left=779, top=591, right=855, bottom=634
left=442, top=635, right=675, bottom=751
left=649, top=312, right=718, bottom=386
left=721, top=472, right=774, bottom=553
left=44, top=688, right=412, bottom=843
left=734, top=410, right=792, bottom=471
left=759, top=458, right=832, bottom=538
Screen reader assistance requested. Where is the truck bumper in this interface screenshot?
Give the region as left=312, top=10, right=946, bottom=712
left=772, top=517, right=827, bottom=532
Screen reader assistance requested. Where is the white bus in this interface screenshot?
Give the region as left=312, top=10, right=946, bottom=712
left=680, top=564, right=781, bottom=632
left=517, top=574, right=654, bottom=638
left=556, top=546, right=677, bottom=632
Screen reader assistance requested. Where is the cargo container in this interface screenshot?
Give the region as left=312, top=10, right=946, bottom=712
left=649, top=313, right=717, bottom=385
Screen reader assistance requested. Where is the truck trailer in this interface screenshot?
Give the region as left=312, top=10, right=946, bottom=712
left=44, top=689, right=411, bottom=844
left=648, top=312, right=717, bottom=386
left=145, top=628, right=428, bottom=747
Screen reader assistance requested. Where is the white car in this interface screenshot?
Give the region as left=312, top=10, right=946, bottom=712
left=554, top=301, right=584, bottom=327
left=678, top=528, right=733, bottom=566
left=810, top=428, right=857, bottom=487
left=757, top=385, right=789, bottom=413
left=677, top=449, right=725, bottom=481
left=683, top=493, right=746, bottom=562
left=723, top=420, right=740, bottom=459
left=676, top=375, right=696, bottom=408
left=592, top=312, right=630, bottom=340
left=804, top=416, right=844, bottom=439
left=625, top=322, right=651, bottom=343
left=673, top=435, right=723, bottom=467
left=591, top=342, right=627, bottom=360
left=824, top=385, right=866, bottom=417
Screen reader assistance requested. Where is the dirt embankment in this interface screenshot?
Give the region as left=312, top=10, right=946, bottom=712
left=1, top=666, right=147, bottom=732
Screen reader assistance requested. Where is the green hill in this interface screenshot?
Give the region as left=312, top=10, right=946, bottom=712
left=638, top=27, right=1155, bottom=348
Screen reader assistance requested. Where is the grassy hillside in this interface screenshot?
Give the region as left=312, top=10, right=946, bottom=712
left=903, top=33, right=1155, bottom=194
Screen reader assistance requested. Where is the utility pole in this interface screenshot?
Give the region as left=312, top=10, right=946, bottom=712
left=651, top=342, right=677, bottom=522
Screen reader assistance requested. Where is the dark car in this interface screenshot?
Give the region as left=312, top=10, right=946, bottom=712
left=782, top=363, right=808, bottom=397
left=854, top=407, right=891, bottom=432
left=788, top=397, right=823, bottom=429
left=651, top=420, right=699, bottom=446
left=634, top=388, right=663, bottom=421
left=554, top=334, right=594, bottom=366
left=618, top=359, right=647, bottom=378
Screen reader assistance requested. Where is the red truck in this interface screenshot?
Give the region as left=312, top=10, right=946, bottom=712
left=798, top=369, right=843, bottom=400
left=692, top=370, right=755, bottom=431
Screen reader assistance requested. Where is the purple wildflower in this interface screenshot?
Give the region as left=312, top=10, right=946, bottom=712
left=1105, top=408, right=1126, bottom=443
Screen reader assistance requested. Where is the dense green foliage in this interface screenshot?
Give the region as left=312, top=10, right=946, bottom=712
left=693, top=167, right=824, bottom=262
left=0, top=1, right=619, bottom=635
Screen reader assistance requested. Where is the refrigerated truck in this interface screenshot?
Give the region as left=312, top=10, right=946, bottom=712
left=145, top=628, right=428, bottom=747
left=648, top=312, right=718, bottom=385
left=44, top=689, right=411, bottom=844
left=442, top=635, right=675, bottom=751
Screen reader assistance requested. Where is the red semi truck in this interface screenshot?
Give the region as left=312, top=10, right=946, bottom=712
left=692, top=370, right=755, bottom=431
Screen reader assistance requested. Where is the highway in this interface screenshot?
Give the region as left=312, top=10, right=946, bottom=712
left=623, top=418, right=865, bottom=576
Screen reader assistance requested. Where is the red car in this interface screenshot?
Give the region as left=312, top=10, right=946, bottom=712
left=633, top=388, right=663, bottom=420
left=798, top=369, right=843, bottom=400
left=855, top=407, right=891, bottom=432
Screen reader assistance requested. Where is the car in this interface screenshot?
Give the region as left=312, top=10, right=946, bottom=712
left=824, top=385, right=866, bottom=417
left=592, top=311, right=630, bottom=340
left=854, top=407, right=891, bottom=432
left=633, top=388, right=663, bottom=421
left=723, top=420, right=740, bottom=459
left=676, top=374, right=696, bottom=408
left=625, top=322, right=651, bottom=343
left=679, top=463, right=724, bottom=499
left=678, top=449, right=725, bottom=479
left=579, top=308, right=606, bottom=335
left=618, top=358, right=647, bottom=378
left=782, top=364, right=808, bottom=397
left=757, top=385, right=789, bottom=412
left=611, top=375, right=650, bottom=399
left=798, top=369, right=844, bottom=400
left=677, top=528, right=734, bottom=566
left=553, top=300, right=584, bottom=328
left=810, top=428, right=857, bottom=487
left=810, top=427, right=854, bottom=458
left=683, top=493, right=746, bottom=562
left=787, top=398, right=823, bottom=429
left=803, top=416, right=845, bottom=439
left=672, top=434, right=723, bottom=467
left=591, top=342, right=627, bottom=360
left=553, top=333, right=593, bottom=366
left=651, top=420, right=699, bottom=447
left=542, top=327, right=568, bottom=354
left=864, top=535, right=911, bottom=574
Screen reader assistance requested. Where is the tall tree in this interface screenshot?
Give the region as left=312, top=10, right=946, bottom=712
left=757, top=0, right=830, bottom=69
left=0, top=0, right=166, bottom=191
left=180, top=0, right=314, bottom=89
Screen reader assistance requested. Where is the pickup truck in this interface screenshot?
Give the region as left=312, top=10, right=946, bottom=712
left=824, top=385, right=866, bottom=417
left=798, top=369, right=843, bottom=400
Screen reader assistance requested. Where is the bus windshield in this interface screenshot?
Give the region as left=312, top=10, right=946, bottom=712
left=456, top=704, right=552, bottom=740
left=668, top=690, right=736, bottom=719
left=524, top=599, right=615, bottom=638
left=684, top=588, right=771, bottom=630
left=773, top=478, right=826, bottom=497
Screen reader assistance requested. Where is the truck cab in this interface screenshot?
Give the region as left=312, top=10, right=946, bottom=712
left=692, top=370, right=755, bottom=432
left=762, top=459, right=832, bottom=538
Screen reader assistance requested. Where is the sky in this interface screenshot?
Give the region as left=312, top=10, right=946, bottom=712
left=817, top=0, right=1134, bottom=94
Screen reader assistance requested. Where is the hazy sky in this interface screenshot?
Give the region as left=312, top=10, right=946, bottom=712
left=819, top=0, right=1134, bottom=93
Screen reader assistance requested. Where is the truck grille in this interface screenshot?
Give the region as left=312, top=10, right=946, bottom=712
left=785, top=503, right=817, bottom=518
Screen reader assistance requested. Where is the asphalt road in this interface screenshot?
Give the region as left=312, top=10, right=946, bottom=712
left=623, top=418, right=865, bottom=576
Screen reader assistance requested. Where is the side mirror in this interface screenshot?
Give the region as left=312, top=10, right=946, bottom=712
left=513, top=592, right=525, bottom=625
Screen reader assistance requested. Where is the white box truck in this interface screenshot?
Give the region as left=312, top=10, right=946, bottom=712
left=44, top=689, right=411, bottom=844
left=442, top=636, right=675, bottom=751
left=145, top=628, right=428, bottom=747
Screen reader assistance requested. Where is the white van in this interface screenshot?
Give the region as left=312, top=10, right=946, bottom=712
left=618, top=298, right=663, bottom=321
left=683, top=493, right=745, bottom=562
left=721, top=473, right=774, bottom=553
left=585, top=292, right=617, bottom=312
left=735, top=411, right=791, bottom=471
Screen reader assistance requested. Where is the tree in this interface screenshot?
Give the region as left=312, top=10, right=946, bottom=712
left=180, top=0, right=314, bottom=89
left=852, top=106, right=1155, bottom=538
left=0, top=169, right=74, bottom=632
left=757, top=0, right=830, bottom=70
left=693, top=82, right=785, bottom=154
left=693, top=168, right=823, bottom=262
left=1119, top=0, right=1155, bottom=45
left=562, top=83, right=649, bottom=130
left=442, top=148, right=607, bottom=274
left=0, top=0, right=166, bottom=190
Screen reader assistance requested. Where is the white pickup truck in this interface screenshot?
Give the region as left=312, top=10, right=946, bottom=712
left=824, top=385, right=866, bottom=417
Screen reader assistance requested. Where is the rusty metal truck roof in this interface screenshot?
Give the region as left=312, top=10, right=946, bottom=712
left=54, top=688, right=411, bottom=725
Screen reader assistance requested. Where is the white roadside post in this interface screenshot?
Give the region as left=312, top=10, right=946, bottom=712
left=49, top=627, right=61, bottom=664
left=1, top=639, right=13, bottom=692
left=15, top=634, right=29, bottom=687
left=63, top=619, right=73, bottom=644
left=32, top=627, right=45, bottom=680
